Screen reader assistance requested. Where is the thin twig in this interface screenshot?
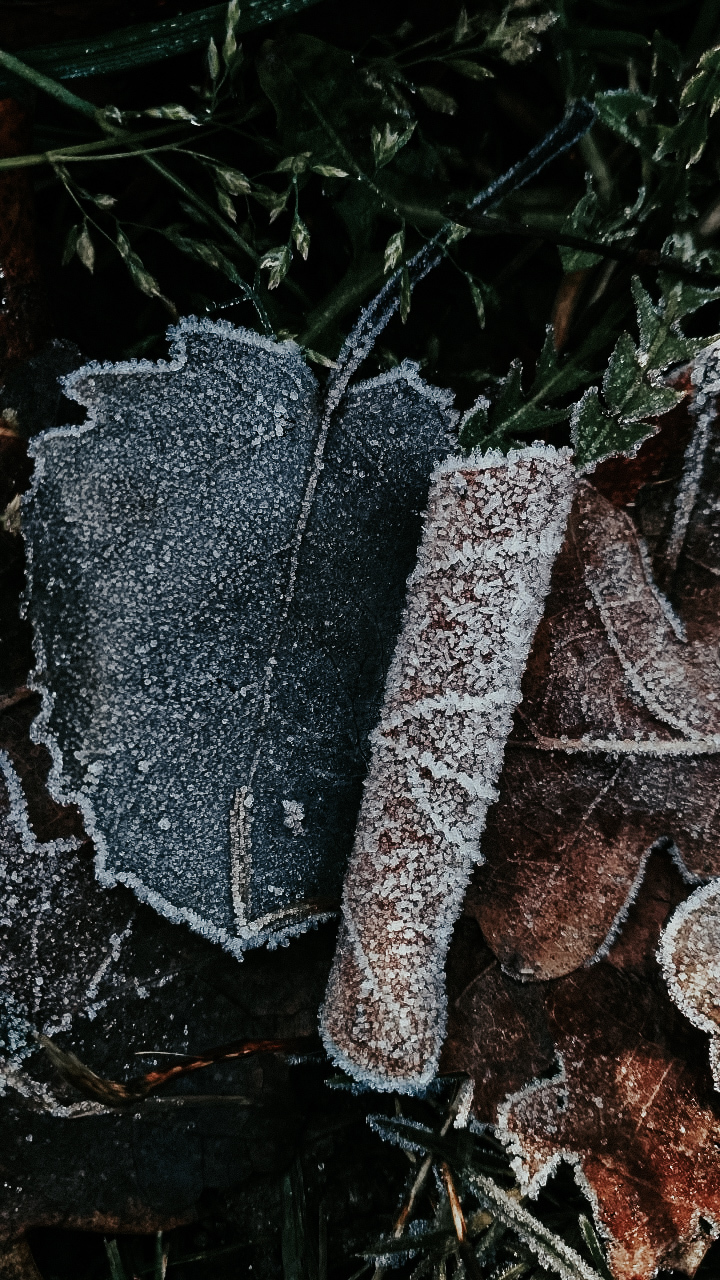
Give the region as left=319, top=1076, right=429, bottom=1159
left=0, top=121, right=196, bottom=169
left=372, top=1084, right=469, bottom=1280
left=460, top=212, right=720, bottom=288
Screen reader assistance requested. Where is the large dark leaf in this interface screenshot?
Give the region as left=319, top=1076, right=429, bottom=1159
left=23, top=319, right=453, bottom=954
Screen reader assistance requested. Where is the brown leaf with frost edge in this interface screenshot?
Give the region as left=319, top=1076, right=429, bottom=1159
left=442, top=342, right=720, bottom=1280
left=445, top=849, right=720, bottom=1280
left=499, top=850, right=720, bottom=1280
left=465, top=373, right=720, bottom=982
left=660, top=879, right=720, bottom=1090
left=321, top=445, right=576, bottom=1092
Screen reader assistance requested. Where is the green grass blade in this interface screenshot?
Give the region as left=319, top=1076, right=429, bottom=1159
left=0, top=0, right=322, bottom=93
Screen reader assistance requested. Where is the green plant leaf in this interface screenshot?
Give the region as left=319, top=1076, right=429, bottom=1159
left=292, top=212, right=310, bottom=259
left=593, top=89, right=656, bottom=152
left=447, top=58, right=493, bottom=81
left=371, top=120, right=416, bottom=168
left=115, top=228, right=176, bottom=315
left=252, top=185, right=291, bottom=221
left=91, top=192, right=117, bottom=209
left=631, top=276, right=691, bottom=371
left=602, top=331, right=681, bottom=420
left=453, top=8, right=470, bottom=44
left=415, top=86, right=458, bottom=115
left=483, top=10, right=557, bottom=65
left=276, top=152, right=312, bottom=174
left=311, top=163, right=349, bottom=177
left=558, top=186, right=603, bottom=272
left=459, top=395, right=490, bottom=451
left=164, top=226, right=248, bottom=288
left=207, top=36, right=220, bottom=83
left=216, top=187, right=237, bottom=221
left=384, top=225, right=405, bottom=274
left=260, top=243, right=292, bottom=288
left=466, top=275, right=486, bottom=328
left=214, top=165, right=252, bottom=196
left=104, top=1240, right=129, bottom=1280
left=144, top=103, right=201, bottom=122
left=61, top=223, right=80, bottom=266
left=0, top=0, right=325, bottom=93
left=529, top=327, right=591, bottom=401
left=76, top=221, right=95, bottom=272
left=570, top=386, right=654, bottom=468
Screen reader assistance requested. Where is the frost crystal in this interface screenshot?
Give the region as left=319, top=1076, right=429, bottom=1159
left=23, top=320, right=453, bottom=955
left=321, top=446, right=576, bottom=1091
left=660, top=881, right=720, bottom=1089
left=0, top=751, right=113, bottom=1111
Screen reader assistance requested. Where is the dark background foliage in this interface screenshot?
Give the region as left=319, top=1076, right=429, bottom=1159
left=6, top=0, right=720, bottom=435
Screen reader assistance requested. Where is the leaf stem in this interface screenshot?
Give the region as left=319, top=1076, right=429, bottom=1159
left=462, top=213, right=720, bottom=288
left=0, top=47, right=99, bottom=118
left=0, top=122, right=197, bottom=169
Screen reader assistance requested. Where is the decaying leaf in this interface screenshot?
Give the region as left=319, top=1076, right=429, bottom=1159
left=322, top=446, right=575, bottom=1091
left=23, top=320, right=453, bottom=957
left=660, top=879, right=720, bottom=1090
left=464, top=388, right=720, bottom=983
left=0, top=735, right=337, bottom=1233
left=0, top=744, right=325, bottom=1100
left=444, top=849, right=720, bottom=1280
left=501, top=851, right=720, bottom=1280
left=440, top=342, right=720, bottom=1280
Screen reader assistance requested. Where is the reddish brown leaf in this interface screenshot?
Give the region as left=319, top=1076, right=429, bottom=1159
left=442, top=916, right=555, bottom=1119
left=551, top=269, right=590, bottom=353
left=445, top=850, right=720, bottom=1279
left=463, top=401, right=720, bottom=982
left=496, top=851, right=720, bottom=1280
left=441, top=362, right=720, bottom=1279
left=660, top=878, right=720, bottom=1091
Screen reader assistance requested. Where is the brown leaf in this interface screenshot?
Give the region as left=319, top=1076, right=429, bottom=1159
left=551, top=269, right=590, bottom=353
left=442, top=360, right=720, bottom=1280
left=442, top=917, right=556, bottom=1119
left=660, top=879, right=720, bottom=1090
left=464, top=400, right=720, bottom=982
left=321, top=447, right=576, bottom=1090
left=495, top=851, right=720, bottom=1280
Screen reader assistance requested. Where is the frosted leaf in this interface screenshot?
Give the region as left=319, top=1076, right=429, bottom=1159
left=0, top=750, right=126, bottom=1110
left=23, top=321, right=454, bottom=955
left=321, top=445, right=576, bottom=1092
left=0, top=748, right=348, bottom=1232
left=440, top=368, right=720, bottom=1280
left=492, top=850, right=720, bottom=1280
left=660, top=881, right=720, bottom=1088
left=460, top=351, right=720, bottom=985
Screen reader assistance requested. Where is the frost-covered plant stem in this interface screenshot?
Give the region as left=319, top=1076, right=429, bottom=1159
left=321, top=446, right=576, bottom=1091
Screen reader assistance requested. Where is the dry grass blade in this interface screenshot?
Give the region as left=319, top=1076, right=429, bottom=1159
left=39, top=1033, right=318, bottom=1106
left=441, top=1162, right=485, bottom=1280
left=372, top=1082, right=469, bottom=1280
